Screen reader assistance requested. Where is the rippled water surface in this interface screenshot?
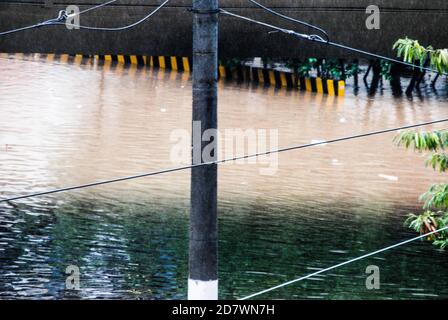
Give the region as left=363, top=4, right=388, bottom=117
left=0, top=55, right=447, bottom=299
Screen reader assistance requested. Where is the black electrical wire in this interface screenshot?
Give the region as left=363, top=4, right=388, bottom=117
left=0, top=13, right=67, bottom=36
left=77, top=0, right=119, bottom=15
left=220, top=9, right=448, bottom=76
left=0, top=0, right=168, bottom=36
left=0, top=1, right=108, bottom=36
left=0, top=23, right=49, bottom=36
left=52, top=0, right=169, bottom=31
left=1, top=118, right=447, bottom=204
left=247, top=0, right=330, bottom=42
left=240, top=224, right=448, bottom=300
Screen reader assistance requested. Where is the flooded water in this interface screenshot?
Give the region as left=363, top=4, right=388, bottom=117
left=0, top=55, right=447, bottom=300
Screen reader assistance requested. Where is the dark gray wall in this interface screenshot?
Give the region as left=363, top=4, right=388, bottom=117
left=0, top=0, right=447, bottom=59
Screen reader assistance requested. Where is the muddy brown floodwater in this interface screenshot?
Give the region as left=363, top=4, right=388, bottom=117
left=0, top=55, right=447, bottom=299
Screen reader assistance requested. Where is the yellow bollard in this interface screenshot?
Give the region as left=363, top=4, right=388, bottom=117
left=219, top=65, right=226, bottom=79
left=182, top=57, right=191, bottom=72
left=280, top=72, right=288, bottom=87
left=158, top=56, right=166, bottom=69
left=257, top=69, right=265, bottom=83
left=316, top=77, right=324, bottom=93
left=305, top=78, right=312, bottom=92
left=170, top=56, right=178, bottom=70
left=60, top=54, right=69, bottom=63
left=327, top=79, right=335, bottom=96
left=268, top=70, right=276, bottom=86
left=130, top=55, right=138, bottom=65
left=75, top=54, right=83, bottom=65
left=338, top=80, right=345, bottom=96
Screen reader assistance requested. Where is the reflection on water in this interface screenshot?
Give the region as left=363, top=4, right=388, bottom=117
left=0, top=56, right=447, bottom=299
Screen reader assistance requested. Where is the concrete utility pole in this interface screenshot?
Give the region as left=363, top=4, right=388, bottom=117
left=188, top=0, right=219, bottom=300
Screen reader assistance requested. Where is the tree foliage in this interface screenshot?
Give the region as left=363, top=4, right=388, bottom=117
left=393, top=37, right=448, bottom=74
left=395, top=129, right=448, bottom=249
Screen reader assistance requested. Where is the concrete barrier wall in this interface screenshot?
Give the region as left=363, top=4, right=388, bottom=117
left=0, top=0, right=447, bottom=59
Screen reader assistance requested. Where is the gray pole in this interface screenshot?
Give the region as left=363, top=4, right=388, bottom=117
left=188, top=0, right=219, bottom=300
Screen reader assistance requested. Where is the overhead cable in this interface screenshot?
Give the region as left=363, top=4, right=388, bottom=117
left=247, top=0, right=330, bottom=42
left=0, top=0, right=168, bottom=36
left=53, top=0, right=170, bottom=31
left=240, top=225, right=448, bottom=300
left=1, top=118, right=447, bottom=204
left=220, top=9, right=448, bottom=76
